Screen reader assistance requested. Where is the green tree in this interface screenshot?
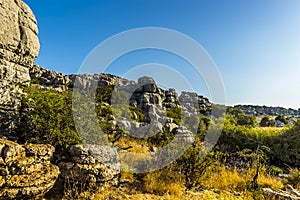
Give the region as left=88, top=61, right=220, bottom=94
left=275, top=115, right=287, bottom=124
left=226, top=107, right=257, bottom=127
left=259, top=116, right=272, bottom=127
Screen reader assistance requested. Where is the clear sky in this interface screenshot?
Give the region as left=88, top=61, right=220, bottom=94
left=24, top=0, right=300, bottom=109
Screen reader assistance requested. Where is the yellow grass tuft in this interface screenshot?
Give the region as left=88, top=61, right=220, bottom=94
left=258, top=174, right=284, bottom=190
left=199, top=166, right=247, bottom=191
left=143, top=167, right=186, bottom=196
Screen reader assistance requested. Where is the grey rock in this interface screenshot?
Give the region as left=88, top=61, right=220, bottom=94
left=57, top=144, right=120, bottom=199
left=173, top=126, right=194, bottom=143
left=0, top=0, right=40, bottom=135
left=263, top=186, right=300, bottom=200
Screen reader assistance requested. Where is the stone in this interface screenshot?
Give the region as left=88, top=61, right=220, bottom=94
left=54, top=144, right=120, bottom=199
left=173, top=126, right=194, bottom=143
left=0, top=0, right=40, bottom=136
left=138, top=76, right=157, bottom=93
left=0, top=138, right=59, bottom=200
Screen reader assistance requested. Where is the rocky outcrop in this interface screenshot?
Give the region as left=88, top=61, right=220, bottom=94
left=29, top=64, right=135, bottom=90
left=29, top=64, right=72, bottom=91
left=235, top=105, right=300, bottom=117
left=0, top=138, right=59, bottom=199
left=0, top=0, right=40, bottom=135
left=48, top=144, right=120, bottom=199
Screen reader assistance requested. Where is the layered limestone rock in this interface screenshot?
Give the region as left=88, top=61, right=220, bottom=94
left=0, top=138, right=59, bottom=199
left=0, top=0, right=40, bottom=135
left=47, top=144, right=120, bottom=199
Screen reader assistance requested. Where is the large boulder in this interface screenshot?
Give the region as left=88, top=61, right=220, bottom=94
left=0, top=138, right=59, bottom=199
left=0, top=0, right=40, bottom=136
left=50, top=144, right=120, bottom=199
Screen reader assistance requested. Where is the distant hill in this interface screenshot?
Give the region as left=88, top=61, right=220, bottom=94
left=234, top=104, right=300, bottom=117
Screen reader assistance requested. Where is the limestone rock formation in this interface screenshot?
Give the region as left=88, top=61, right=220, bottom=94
left=0, top=0, right=40, bottom=135
left=50, top=144, right=120, bottom=199
left=0, top=138, right=59, bottom=199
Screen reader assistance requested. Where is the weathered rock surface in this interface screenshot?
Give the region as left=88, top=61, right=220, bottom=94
left=50, top=144, right=120, bottom=199
left=0, top=0, right=40, bottom=135
left=0, top=138, right=59, bottom=200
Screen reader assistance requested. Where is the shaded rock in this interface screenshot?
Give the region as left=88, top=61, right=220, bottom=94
left=163, top=118, right=178, bottom=133
left=0, top=138, right=59, bottom=200
left=163, top=88, right=179, bottom=108
left=54, top=144, right=120, bottom=200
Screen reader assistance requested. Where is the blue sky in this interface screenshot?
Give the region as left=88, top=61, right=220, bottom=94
left=24, top=0, right=300, bottom=108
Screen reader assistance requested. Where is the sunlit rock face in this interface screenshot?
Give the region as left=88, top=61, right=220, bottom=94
left=0, top=0, right=40, bottom=136
left=0, top=138, right=59, bottom=199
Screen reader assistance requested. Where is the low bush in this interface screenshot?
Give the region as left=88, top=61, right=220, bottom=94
left=19, top=86, right=80, bottom=152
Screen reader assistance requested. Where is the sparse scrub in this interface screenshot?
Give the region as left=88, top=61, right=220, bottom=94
left=143, top=164, right=186, bottom=196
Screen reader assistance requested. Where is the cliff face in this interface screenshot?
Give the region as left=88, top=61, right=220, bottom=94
left=0, top=0, right=40, bottom=135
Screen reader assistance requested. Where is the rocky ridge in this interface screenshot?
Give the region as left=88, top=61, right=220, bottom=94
left=28, top=65, right=212, bottom=144
left=235, top=105, right=300, bottom=117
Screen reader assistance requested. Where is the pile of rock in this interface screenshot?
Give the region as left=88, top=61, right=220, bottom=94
left=0, top=138, right=59, bottom=199
left=49, top=144, right=120, bottom=199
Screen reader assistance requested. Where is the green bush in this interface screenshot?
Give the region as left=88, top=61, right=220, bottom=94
left=266, top=165, right=283, bottom=176
left=226, top=107, right=257, bottom=127
left=166, top=106, right=182, bottom=125
left=267, top=121, right=300, bottom=167
left=19, top=86, right=80, bottom=152
left=259, top=116, right=273, bottom=127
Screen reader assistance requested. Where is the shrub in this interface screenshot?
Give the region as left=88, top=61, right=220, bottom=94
left=226, top=107, right=257, bottom=127
left=19, top=86, right=80, bottom=152
left=166, top=106, right=182, bottom=125
left=285, top=168, right=300, bottom=189
left=260, top=116, right=272, bottom=127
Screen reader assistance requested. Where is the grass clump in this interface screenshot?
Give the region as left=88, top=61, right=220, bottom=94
left=143, top=165, right=186, bottom=196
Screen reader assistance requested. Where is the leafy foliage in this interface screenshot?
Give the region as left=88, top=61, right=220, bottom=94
left=275, top=115, right=288, bottom=124
left=166, top=106, right=182, bottom=125
left=19, top=86, right=80, bottom=152
left=259, top=116, right=273, bottom=127
left=226, top=107, right=257, bottom=127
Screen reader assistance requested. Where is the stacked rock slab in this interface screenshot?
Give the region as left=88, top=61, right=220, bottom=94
left=0, top=138, right=59, bottom=199
left=47, top=145, right=120, bottom=199
left=0, top=0, right=40, bottom=135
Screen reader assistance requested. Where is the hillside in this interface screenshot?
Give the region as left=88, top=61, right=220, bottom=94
left=2, top=1, right=300, bottom=200
left=235, top=105, right=300, bottom=117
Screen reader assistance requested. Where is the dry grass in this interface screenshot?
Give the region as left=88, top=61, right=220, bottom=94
left=114, top=137, right=149, bottom=153
left=143, top=166, right=186, bottom=196
left=92, top=184, right=253, bottom=200
left=258, top=174, right=284, bottom=190
left=120, top=172, right=135, bottom=183
left=201, top=190, right=253, bottom=200
left=199, top=164, right=284, bottom=192
left=199, top=166, right=247, bottom=191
